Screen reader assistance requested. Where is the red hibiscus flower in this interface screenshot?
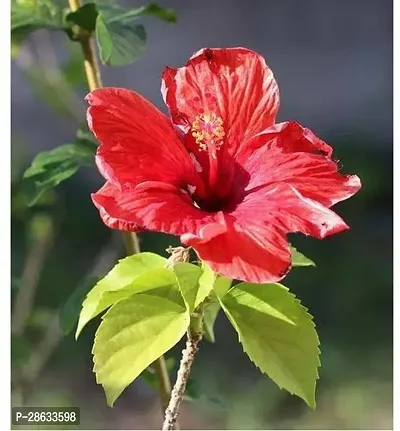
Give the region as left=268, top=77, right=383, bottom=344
left=87, top=47, right=361, bottom=283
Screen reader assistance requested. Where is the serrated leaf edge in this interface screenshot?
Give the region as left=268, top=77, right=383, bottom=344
left=92, top=296, right=189, bottom=406
left=290, top=245, right=316, bottom=267
left=75, top=253, right=167, bottom=338
left=219, top=286, right=320, bottom=409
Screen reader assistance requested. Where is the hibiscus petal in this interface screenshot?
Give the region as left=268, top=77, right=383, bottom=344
left=235, top=183, right=350, bottom=240
left=92, top=182, right=142, bottom=231
left=161, top=47, right=279, bottom=152
left=234, top=121, right=361, bottom=208
left=183, top=181, right=349, bottom=283
left=182, top=215, right=291, bottom=284
left=92, top=181, right=227, bottom=240
left=86, top=88, right=201, bottom=191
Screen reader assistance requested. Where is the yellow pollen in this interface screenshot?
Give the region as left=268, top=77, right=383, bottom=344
left=191, top=112, right=225, bottom=154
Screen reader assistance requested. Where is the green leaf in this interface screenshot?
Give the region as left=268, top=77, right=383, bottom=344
left=202, top=300, right=220, bottom=343
left=213, top=273, right=232, bottom=298
left=11, top=27, right=31, bottom=58
left=220, top=282, right=320, bottom=408
left=141, top=3, right=177, bottom=23
left=11, top=0, right=64, bottom=33
left=172, top=263, right=229, bottom=313
left=66, top=2, right=98, bottom=32
left=173, top=263, right=212, bottom=312
left=95, top=13, right=146, bottom=66
left=11, top=0, right=64, bottom=56
left=106, top=3, right=176, bottom=24
left=76, top=253, right=168, bottom=338
left=196, top=264, right=217, bottom=302
left=75, top=127, right=98, bottom=146
left=290, top=246, right=316, bottom=267
left=93, top=1, right=175, bottom=66
left=95, top=3, right=126, bottom=21
left=93, top=289, right=189, bottom=406
left=19, top=143, right=95, bottom=206
left=200, top=268, right=231, bottom=343
left=59, top=277, right=98, bottom=335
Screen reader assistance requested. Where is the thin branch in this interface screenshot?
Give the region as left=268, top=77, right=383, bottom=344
left=12, top=217, right=54, bottom=336
left=15, top=31, right=84, bottom=123
left=20, top=313, right=63, bottom=386
left=122, top=231, right=141, bottom=256
left=67, top=0, right=102, bottom=91
left=149, top=247, right=192, bottom=415
left=152, top=355, right=173, bottom=411
left=33, top=30, right=85, bottom=121
left=162, top=331, right=202, bottom=430
left=14, top=234, right=122, bottom=400
left=163, top=276, right=203, bottom=431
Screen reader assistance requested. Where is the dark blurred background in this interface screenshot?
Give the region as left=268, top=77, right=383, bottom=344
left=11, top=0, right=393, bottom=429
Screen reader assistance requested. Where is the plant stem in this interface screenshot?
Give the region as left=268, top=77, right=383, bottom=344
left=152, top=355, right=173, bottom=411
left=122, top=231, right=141, bottom=256
left=80, top=36, right=103, bottom=89
left=67, top=0, right=102, bottom=90
left=12, top=216, right=54, bottom=336
left=67, top=0, right=140, bottom=258
left=67, top=0, right=81, bottom=10
left=67, top=0, right=172, bottom=415
left=162, top=313, right=203, bottom=430
left=21, top=313, right=63, bottom=386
